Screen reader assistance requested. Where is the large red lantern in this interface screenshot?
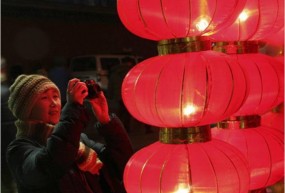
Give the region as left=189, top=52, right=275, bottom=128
left=124, top=127, right=250, bottom=193
left=208, top=0, right=284, bottom=116
left=260, top=29, right=284, bottom=105
left=211, top=116, right=284, bottom=190
left=117, top=0, right=246, bottom=40
left=117, top=1, right=284, bottom=193
left=122, top=40, right=247, bottom=127
left=212, top=42, right=284, bottom=116
left=231, top=53, right=283, bottom=115
left=210, top=0, right=284, bottom=41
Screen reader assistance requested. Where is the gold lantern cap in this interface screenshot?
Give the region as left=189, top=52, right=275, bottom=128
left=159, top=126, right=211, bottom=144
left=217, top=115, right=261, bottom=129
left=157, top=36, right=211, bottom=55
left=212, top=41, right=260, bottom=54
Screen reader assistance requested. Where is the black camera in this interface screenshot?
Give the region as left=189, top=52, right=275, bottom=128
left=84, top=79, right=102, bottom=99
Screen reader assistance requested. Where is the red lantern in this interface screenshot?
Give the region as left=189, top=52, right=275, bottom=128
left=208, top=0, right=284, bottom=115
left=231, top=53, right=283, bottom=115
left=212, top=42, right=284, bottom=115
left=122, top=47, right=247, bottom=127
left=210, top=0, right=284, bottom=41
left=211, top=116, right=284, bottom=190
left=124, top=127, right=250, bottom=193
left=117, top=0, right=246, bottom=40
left=117, top=1, right=284, bottom=193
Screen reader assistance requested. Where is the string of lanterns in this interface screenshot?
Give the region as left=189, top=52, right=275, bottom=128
left=116, top=0, right=284, bottom=192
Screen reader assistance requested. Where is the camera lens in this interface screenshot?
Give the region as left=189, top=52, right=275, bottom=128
left=84, top=79, right=101, bottom=99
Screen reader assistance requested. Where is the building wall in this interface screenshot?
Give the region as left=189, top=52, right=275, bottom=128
left=2, top=3, right=157, bottom=72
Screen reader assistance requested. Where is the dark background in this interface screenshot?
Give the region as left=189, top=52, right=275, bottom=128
left=1, top=0, right=158, bottom=72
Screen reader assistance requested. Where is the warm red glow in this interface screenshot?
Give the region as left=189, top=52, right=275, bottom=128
left=124, top=141, right=250, bottom=193
left=117, top=1, right=284, bottom=192
left=117, top=0, right=246, bottom=40
left=183, top=104, right=197, bottom=116
left=262, top=27, right=284, bottom=47
left=122, top=51, right=248, bottom=127
left=211, top=126, right=284, bottom=190
left=238, top=10, right=250, bottom=22
left=210, top=0, right=284, bottom=41
left=231, top=53, right=284, bottom=116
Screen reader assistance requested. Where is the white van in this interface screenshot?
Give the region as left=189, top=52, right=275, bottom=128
left=69, top=54, right=142, bottom=91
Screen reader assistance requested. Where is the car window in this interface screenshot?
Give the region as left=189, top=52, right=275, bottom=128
left=70, top=57, right=97, bottom=71
left=100, top=58, right=120, bottom=71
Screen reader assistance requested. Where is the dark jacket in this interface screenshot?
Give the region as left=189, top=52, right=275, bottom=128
left=6, top=102, right=134, bottom=193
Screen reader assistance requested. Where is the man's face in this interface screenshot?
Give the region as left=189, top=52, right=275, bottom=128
left=29, top=88, right=61, bottom=124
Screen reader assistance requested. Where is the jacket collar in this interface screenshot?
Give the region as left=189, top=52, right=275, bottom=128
left=15, top=120, right=54, bottom=145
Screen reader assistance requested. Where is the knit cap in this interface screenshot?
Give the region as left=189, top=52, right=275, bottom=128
left=8, top=74, right=60, bottom=120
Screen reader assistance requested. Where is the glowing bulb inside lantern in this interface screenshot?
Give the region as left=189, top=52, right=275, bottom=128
left=183, top=105, right=197, bottom=116
left=175, top=184, right=191, bottom=193
left=196, top=18, right=209, bottom=31
left=238, top=10, right=249, bottom=22
left=176, top=188, right=190, bottom=193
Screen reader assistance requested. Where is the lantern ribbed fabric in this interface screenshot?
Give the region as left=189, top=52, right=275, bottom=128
left=117, top=1, right=284, bottom=193
left=262, top=27, right=284, bottom=47
left=211, top=126, right=284, bottom=190
left=124, top=140, right=250, bottom=193
left=228, top=53, right=284, bottom=116
left=210, top=0, right=284, bottom=41
left=117, top=0, right=246, bottom=40
left=122, top=50, right=247, bottom=127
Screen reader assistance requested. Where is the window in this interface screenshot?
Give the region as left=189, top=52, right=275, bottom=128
left=70, top=57, right=97, bottom=71
left=100, top=57, right=120, bottom=71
